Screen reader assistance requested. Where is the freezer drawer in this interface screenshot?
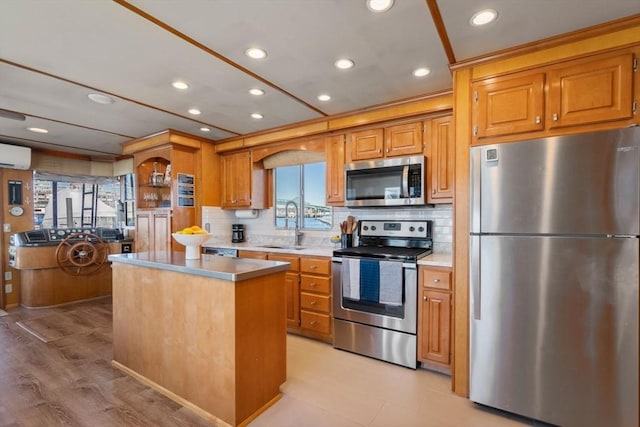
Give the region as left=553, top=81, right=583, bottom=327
left=470, top=235, right=638, bottom=427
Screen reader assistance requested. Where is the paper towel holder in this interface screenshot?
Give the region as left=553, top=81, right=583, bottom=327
left=235, top=209, right=259, bottom=219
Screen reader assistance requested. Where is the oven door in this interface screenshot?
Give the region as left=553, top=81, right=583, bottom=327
left=332, top=257, right=417, bottom=334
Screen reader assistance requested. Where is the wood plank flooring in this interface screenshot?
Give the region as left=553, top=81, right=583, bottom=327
left=1, top=298, right=545, bottom=427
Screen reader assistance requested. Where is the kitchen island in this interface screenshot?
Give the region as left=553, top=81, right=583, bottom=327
left=108, top=252, right=290, bottom=427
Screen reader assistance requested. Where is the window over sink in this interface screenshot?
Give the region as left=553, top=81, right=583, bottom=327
left=274, top=162, right=332, bottom=230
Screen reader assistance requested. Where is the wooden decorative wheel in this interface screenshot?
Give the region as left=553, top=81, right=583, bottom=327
left=55, top=233, right=109, bottom=275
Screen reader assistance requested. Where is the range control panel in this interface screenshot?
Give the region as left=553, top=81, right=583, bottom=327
left=358, top=220, right=431, bottom=239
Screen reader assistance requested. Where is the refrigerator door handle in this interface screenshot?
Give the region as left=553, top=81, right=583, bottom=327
left=470, top=235, right=481, bottom=320
left=469, top=147, right=481, bottom=232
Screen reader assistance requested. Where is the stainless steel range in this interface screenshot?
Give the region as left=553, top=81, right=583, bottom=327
left=332, top=219, right=432, bottom=369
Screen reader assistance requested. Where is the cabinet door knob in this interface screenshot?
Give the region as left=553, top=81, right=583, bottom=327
left=552, top=113, right=558, bottom=121
left=535, top=116, right=541, bottom=124
left=423, top=295, right=428, bottom=301
left=432, top=189, right=436, bottom=194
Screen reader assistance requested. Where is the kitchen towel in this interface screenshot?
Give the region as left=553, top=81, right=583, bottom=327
left=341, top=258, right=361, bottom=300
left=359, top=259, right=380, bottom=303
left=378, top=260, right=403, bottom=306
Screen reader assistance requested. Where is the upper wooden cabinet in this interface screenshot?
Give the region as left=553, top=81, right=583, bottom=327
left=547, top=52, right=635, bottom=129
left=472, top=73, right=545, bottom=140
left=471, top=48, right=638, bottom=144
left=427, top=116, right=454, bottom=203
left=220, top=151, right=268, bottom=209
left=325, top=134, right=346, bottom=205
left=349, top=121, right=424, bottom=161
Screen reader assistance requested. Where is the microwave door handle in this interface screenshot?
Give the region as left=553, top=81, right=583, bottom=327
left=401, top=165, right=409, bottom=198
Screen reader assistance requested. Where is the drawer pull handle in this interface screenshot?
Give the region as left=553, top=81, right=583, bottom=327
left=433, top=279, right=440, bottom=283
left=310, top=320, right=317, bottom=325
left=310, top=282, right=317, bottom=287
left=310, top=265, right=317, bottom=269
left=310, top=300, right=317, bottom=305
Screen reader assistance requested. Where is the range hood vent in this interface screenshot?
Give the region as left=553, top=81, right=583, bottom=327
left=0, top=143, right=31, bottom=170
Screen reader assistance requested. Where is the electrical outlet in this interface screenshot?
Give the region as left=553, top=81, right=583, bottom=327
left=4, top=271, right=11, bottom=281
left=3, top=224, right=10, bottom=233
left=5, top=284, right=12, bottom=293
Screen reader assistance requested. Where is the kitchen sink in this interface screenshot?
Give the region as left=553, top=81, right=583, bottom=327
left=258, top=245, right=306, bottom=251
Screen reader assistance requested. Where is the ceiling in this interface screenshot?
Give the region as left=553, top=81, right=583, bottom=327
left=0, top=1, right=638, bottom=158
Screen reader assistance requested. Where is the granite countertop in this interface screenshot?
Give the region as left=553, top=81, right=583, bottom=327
left=418, top=252, right=453, bottom=268
left=108, top=252, right=290, bottom=281
left=203, top=242, right=336, bottom=257
left=203, top=241, right=453, bottom=268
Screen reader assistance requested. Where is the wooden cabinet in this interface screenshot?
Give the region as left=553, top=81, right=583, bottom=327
left=133, top=143, right=197, bottom=252
left=268, top=253, right=300, bottom=329
left=220, top=151, right=268, bottom=209
left=238, top=250, right=268, bottom=259
left=299, top=256, right=332, bottom=341
left=326, top=134, right=346, bottom=205
left=472, top=72, right=545, bottom=140
left=427, top=116, right=454, bottom=203
left=418, top=266, right=452, bottom=370
left=471, top=48, right=638, bottom=144
left=135, top=209, right=171, bottom=253
left=547, top=52, right=635, bottom=129
left=349, top=121, right=424, bottom=161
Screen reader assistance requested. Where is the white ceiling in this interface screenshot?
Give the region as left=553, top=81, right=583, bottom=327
left=0, top=0, right=638, bottom=157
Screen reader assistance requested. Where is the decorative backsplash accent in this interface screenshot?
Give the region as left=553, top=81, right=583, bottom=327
left=202, top=205, right=453, bottom=254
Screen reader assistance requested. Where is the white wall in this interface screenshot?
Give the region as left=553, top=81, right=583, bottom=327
left=202, top=204, right=453, bottom=254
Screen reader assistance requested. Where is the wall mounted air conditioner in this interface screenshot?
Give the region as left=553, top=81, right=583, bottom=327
left=0, top=143, right=31, bottom=170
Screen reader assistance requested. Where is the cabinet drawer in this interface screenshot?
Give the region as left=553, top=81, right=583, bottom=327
left=300, top=311, right=331, bottom=335
left=421, top=268, right=451, bottom=291
left=300, top=257, right=331, bottom=275
left=300, top=275, right=331, bottom=294
left=268, top=253, right=300, bottom=271
left=300, top=292, right=331, bottom=313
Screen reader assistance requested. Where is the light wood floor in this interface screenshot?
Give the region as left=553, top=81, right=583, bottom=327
left=0, top=298, right=545, bottom=427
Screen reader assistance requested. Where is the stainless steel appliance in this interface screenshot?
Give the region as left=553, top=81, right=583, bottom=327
left=469, top=127, right=639, bottom=427
left=332, top=220, right=432, bottom=368
left=345, top=156, right=425, bottom=207
left=202, top=246, right=238, bottom=257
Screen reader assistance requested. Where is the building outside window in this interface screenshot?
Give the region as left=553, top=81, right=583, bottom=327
left=274, top=162, right=332, bottom=230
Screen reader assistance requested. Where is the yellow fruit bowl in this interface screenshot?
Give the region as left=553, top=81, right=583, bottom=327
left=172, top=232, right=212, bottom=259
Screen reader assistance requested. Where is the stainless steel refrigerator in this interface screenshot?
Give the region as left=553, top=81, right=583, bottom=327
left=469, top=127, right=639, bottom=427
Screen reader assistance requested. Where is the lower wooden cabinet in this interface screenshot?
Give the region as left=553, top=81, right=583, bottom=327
left=236, top=251, right=333, bottom=342
left=418, top=266, right=453, bottom=371
left=135, top=208, right=171, bottom=253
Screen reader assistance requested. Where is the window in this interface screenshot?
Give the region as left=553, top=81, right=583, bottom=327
left=33, top=172, right=124, bottom=229
left=274, top=162, right=332, bottom=230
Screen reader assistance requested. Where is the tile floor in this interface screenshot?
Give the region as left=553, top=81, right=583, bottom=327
left=251, top=335, right=544, bottom=427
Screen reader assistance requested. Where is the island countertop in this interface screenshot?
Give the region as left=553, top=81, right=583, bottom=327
left=108, top=252, right=290, bottom=281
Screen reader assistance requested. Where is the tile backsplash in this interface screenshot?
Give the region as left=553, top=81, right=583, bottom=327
left=202, top=204, right=453, bottom=253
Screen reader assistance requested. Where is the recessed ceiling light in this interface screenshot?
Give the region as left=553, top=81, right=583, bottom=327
left=470, top=9, right=498, bottom=26
left=334, top=58, right=355, bottom=70
left=87, top=93, right=115, bottom=104
left=366, top=0, right=394, bottom=13
left=249, top=88, right=265, bottom=96
left=245, top=47, right=267, bottom=59
left=27, top=127, right=48, bottom=134
left=172, top=81, right=189, bottom=90
left=200, top=127, right=210, bottom=132
left=188, top=108, right=202, bottom=115
left=251, top=113, right=264, bottom=119
left=318, top=94, right=331, bottom=101
left=413, top=67, right=431, bottom=77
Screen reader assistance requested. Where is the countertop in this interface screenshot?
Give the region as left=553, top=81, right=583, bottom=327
left=108, top=252, right=290, bottom=281
left=203, top=242, right=453, bottom=268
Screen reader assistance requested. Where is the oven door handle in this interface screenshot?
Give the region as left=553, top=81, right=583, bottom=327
left=401, top=165, right=409, bottom=198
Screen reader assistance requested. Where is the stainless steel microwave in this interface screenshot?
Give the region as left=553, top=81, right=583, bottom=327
left=344, top=155, right=425, bottom=207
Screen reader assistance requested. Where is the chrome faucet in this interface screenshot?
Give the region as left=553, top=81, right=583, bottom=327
left=284, top=200, right=303, bottom=246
